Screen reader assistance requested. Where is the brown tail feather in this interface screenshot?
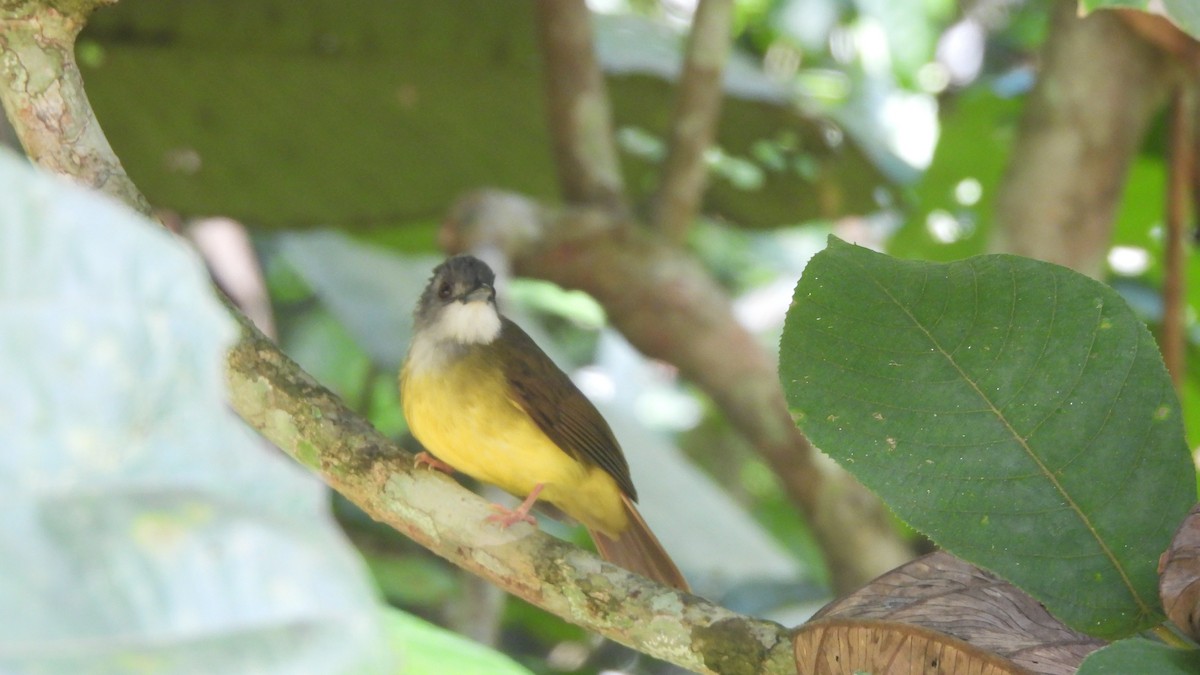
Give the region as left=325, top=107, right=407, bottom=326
left=590, top=495, right=690, bottom=592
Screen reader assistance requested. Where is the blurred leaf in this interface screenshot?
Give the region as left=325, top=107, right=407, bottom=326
left=280, top=307, right=374, bottom=408
left=366, top=370, right=409, bottom=439
left=1080, top=0, right=1200, bottom=39
left=80, top=0, right=888, bottom=232
left=276, top=230, right=438, bottom=370
left=855, top=0, right=954, bottom=86
left=383, top=609, right=532, bottom=675
left=0, top=150, right=388, bottom=672
left=1077, top=638, right=1200, bottom=674
left=780, top=238, right=1194, bottom=638
left=366, top=556, right=458, bottom=608
left=503, top=598, right=587, bottom=647
left=507, top=279, right=607, bottom=330
left=889, top=88, right=1023, bottom=261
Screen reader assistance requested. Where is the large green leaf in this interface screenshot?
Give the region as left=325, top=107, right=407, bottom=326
left=779, top=237, right=1195, bottom=639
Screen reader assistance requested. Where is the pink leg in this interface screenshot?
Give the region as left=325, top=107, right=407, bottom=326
left=486, top=483, right=545, bottom=529
left=414, top=451, right=455, bottom=474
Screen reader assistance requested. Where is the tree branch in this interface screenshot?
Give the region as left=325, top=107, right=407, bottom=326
left=0, top=0, right=150, bottom=215
left=442, top=190, right=916, bottom=595
left=651, top=0, right=733, bottom=243
left=989, top=0, right=1174, bottom=278
left=533, top=0, right=627, bottom=211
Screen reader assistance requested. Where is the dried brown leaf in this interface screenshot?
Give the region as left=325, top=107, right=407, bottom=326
left=1160, top=502, right=1200, bottom=640
left=797, top=552, right=1105, bottom=675
left=795, top=619, right=1030, bottom=674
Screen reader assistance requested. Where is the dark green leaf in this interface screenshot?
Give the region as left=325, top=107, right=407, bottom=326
left=1078, top=638, right=1200, bottom=674
left=779, top=238, right=1194, bottom=638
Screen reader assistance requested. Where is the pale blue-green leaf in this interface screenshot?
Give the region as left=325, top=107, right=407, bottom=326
left=0, top=149, right=389, bottom=673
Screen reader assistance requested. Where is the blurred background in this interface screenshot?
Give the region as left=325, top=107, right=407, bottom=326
left=3, top=0, right=1198, bottom=672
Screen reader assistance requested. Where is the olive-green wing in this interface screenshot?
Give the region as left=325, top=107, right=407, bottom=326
left=493, top=317, right=637, bottom=500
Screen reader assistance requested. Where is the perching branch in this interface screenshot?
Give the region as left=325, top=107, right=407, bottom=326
left=651, top=0, right=734, bottom=243
left=0, top=4, right=799, bottom=672
left=532, top=0, right=627, bottom=212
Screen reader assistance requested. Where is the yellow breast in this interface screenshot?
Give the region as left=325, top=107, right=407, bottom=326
left=400, top=344, right=628, bottom=537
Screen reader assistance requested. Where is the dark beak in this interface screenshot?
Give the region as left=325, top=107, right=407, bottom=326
left=462, top=284, right=495, bottom=304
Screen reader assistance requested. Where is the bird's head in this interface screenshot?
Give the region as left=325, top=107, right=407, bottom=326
left=414, top=255, right=501, bottom=345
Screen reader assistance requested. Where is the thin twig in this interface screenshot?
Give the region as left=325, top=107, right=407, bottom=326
left=1163, top=84, right=1193, bottom=387
left=532, top=0, right=627, bottom=211
left=652, top=0, right=734, bottom=243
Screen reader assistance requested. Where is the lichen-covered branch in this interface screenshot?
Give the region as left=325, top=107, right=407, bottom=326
left=532, top=0, right=627, bottom=211
left=0, top=0, right=150, bottom=214
left=651, top=0, right=733, bottom=243
left=443, top=190, right=916, bottom=594
left=989, top=0, right=1174, bottom=277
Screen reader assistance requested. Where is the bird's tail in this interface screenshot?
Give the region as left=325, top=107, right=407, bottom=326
left=590, top=495, right=689, bottom=592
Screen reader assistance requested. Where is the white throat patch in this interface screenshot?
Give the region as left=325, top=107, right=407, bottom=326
left=431, top=300, right=502, bottom=345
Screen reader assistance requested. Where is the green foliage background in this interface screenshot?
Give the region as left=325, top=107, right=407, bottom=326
left=5, top=0, right=1200, bottom=672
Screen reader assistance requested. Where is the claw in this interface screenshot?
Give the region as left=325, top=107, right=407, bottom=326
left=484, top=483, right=545, bottom=529
left=414, top=451, right=455, bottom=474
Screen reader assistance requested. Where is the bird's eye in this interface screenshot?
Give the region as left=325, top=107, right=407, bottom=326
left=437, top=282, right=453, bottom=300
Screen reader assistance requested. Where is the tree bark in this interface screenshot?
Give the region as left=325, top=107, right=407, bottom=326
left=0, top=0, right=150, bottom=214
left=651, top=0, right=733, bottom=243
left=989, top=0, right=1174, bottom=278
left=533, top=0, right=627, bottom=212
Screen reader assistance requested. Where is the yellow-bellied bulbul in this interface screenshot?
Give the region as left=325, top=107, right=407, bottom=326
left=400, top=255, right=688, bottom=591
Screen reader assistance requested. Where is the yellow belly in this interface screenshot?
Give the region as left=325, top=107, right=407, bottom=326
left=400, top=351, right=628, bottom=537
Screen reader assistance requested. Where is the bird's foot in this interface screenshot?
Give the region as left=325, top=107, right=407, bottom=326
left=486, top=504, right=538, bottom=528
left=414, top=451, right=455, bottom=474
left=485, top=483, right=545, bottom=529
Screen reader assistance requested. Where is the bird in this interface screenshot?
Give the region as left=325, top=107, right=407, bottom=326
left=399, top=254, right=689, bottom=591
